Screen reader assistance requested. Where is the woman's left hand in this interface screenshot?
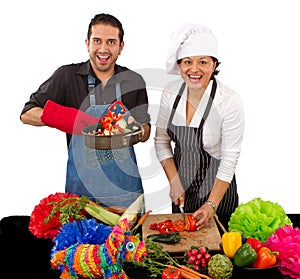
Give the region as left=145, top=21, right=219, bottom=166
left=192, top=203, right=215, bottom=229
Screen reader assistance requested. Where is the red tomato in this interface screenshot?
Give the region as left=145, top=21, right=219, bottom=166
left=161, top=267, right=182, bottom=279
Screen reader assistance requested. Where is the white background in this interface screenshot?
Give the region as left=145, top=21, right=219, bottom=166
left=1, top=0, right=299, bottom=220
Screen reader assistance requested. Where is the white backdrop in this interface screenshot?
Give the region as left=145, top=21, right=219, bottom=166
left=1, top=0, right=299, bottom=219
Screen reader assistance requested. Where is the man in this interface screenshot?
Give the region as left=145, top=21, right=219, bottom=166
left=20, top=13, right=151, bottom=207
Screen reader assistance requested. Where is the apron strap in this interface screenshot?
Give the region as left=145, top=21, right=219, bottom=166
left=88, top=75, right=96, bottom=106
left=167, top=82, right=186, bottom=128
left=167, top=78, right=217, bottom=129
left=115, top=82, right=122, bottom=101
left=199, top=77, right=217, bottom=129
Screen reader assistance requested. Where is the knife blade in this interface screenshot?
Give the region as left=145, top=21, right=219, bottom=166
left=179, top=198, right=185, bottom=224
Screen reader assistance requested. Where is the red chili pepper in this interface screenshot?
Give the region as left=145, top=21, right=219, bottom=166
left=246, top=237, right=265, bottom=253
left=161, top=267, right=182, bottom=279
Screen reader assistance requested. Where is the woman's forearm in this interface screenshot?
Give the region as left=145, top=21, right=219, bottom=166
left=206, top=178, right=230, bottom=210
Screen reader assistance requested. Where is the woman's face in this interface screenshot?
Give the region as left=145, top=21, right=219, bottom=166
left=179, top=56, right=216, bottom=90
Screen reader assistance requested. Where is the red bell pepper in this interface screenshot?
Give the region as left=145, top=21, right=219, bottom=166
left=157, top=220, right=175, bottom=234
left=246, top=237, right=265, bottom=253
left=172, top=220, right=186, bottom=232
left=252, top=246, right=279, bottom=268
left=185, top=215, right=197, bottom=232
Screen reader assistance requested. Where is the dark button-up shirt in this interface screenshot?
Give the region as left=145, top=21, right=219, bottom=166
left=21, top=61, right=151, bottom=145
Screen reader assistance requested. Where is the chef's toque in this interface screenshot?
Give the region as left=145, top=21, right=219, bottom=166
left=166, top=24, right=218, bottom=74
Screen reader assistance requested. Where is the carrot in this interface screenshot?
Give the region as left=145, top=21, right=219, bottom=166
left=168, top=265, right=202, bottom=279
left=130, top=209, right=152, bottom=234
left=180, top=265, right=212, bottom=279
left=138, top=210, right=152, bottom=225
left=180, top=269, right=201, bottom=279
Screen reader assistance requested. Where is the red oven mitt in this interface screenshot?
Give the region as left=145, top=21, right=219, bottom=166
left=40, top=100, right=99, bottom=135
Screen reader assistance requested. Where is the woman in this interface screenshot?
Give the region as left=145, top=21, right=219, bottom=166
left=155, top=24, right=244, bottom=229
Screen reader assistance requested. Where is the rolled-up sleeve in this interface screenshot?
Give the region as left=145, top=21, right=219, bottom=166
left=154, top=86, right=175, bottom=161
left=216, top=91, right=244, bottom=182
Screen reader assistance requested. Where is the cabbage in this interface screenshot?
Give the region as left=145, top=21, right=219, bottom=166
left=228, top=198, right=292, bottom=242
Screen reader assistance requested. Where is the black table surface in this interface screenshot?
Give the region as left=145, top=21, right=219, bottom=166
left=1, top=214, right=299, bottom=279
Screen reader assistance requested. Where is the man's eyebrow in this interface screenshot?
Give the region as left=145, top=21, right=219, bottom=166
left=91, top=37, right=117, bottom=41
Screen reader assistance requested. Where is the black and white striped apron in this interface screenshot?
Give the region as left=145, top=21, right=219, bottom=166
left=167, top=78, right=238, bottom=216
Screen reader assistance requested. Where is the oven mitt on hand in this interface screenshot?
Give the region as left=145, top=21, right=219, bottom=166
left=40, top=100, right=99, bottom=135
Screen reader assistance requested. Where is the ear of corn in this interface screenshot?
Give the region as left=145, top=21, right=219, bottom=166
left=84, top=202, right=120, bottom=226
left=119, top=194, right=144, bottom=228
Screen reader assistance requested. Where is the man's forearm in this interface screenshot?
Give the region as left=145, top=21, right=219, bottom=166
left=20, top=107, right=44, bottom=126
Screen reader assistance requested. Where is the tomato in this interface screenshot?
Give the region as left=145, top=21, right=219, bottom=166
left=185, top=215, right=197, bottom=232
left=161, top=267, right=182, bottom=279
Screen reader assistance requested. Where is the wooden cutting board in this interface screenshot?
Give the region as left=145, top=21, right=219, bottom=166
left=142, top=213, right=222, bottom=253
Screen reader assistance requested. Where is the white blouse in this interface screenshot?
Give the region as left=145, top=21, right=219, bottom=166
left=155, top=78, right=244, bottom=183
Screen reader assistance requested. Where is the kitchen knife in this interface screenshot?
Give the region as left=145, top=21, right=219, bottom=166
left=179, top=198, right=185, bottom=223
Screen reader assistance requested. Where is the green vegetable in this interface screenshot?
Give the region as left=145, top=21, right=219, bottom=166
left=233, top=243, right=257, bottom=267
left=208, top=254, right=233, bottom=279
left=147, top=232, right=181, bottom=244
left=228, top=197, right=292, bottom=242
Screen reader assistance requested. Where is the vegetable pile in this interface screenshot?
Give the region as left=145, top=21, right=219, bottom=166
left=134, top=238, right=213, bottom=279
left=228, top=197, right=292, bottom=242
left=149, top=215, right=197, bottom=234
left=184, top=246, right=211, bottom=271
left=86, top=100, right=140, bottom=136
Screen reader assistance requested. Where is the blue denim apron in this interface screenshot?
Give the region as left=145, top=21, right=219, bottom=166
left=65, top=75, right=143, bottom=207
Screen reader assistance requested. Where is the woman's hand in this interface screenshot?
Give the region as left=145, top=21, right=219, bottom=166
left=169, top=176, right=185, bottom=206
left=193, top=202, right=215, bottom=229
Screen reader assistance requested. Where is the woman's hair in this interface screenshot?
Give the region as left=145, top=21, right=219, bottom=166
left=87, top=13, right=124, bottom=43
left=177, top=57, right=221, bottom=76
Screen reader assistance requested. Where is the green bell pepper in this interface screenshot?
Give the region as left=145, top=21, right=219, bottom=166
left=233, top=243, right=257, bottom=267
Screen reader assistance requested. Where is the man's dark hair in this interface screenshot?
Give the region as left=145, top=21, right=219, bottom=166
left=87, top=13, right=124, bottom=43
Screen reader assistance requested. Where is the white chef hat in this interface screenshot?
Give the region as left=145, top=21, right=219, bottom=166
left=166, top=24, right=218, bottom=74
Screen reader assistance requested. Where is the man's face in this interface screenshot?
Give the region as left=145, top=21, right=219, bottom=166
left=86, top=23, right=124, bottom=76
